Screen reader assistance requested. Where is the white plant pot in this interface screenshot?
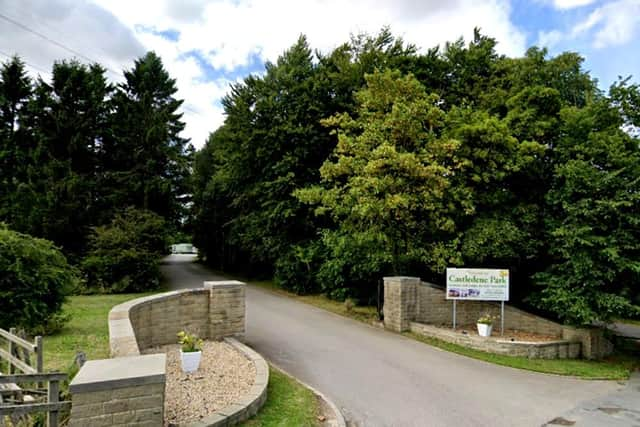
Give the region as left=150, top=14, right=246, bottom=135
left=180, top=350, right=202, bottom=373
left=477, top=323, right=493, bottom=337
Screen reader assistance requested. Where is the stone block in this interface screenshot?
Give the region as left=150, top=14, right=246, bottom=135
left=132, top=407, right=163, bottom=421
left=384, top=277, right=420, bottom=332
left=562, top=326, right=613, bottom=359
left=112, top=410, right=136, bottom=424
left=128, top=394, right=162, bottom=411
left=70, top=402, right=103, bottom=418
left=85, top=414, right=113, bottom=427
left=103, top=399, right=129, bottom=414
left=72, top=389, right=113, bottom=405
left=70, top=354, right=165, bottom=394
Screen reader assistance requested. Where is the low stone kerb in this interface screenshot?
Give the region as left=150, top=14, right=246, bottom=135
left=182, top=337, right=269, bottom=427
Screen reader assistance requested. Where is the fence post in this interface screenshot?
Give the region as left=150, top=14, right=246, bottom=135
left=47, top=379, right=59, bottom=427
left=35, top=336, right=43, bottom=374
left=8, top=327, right=16, bottom=374
left=35, top=336, right=43, bottom=389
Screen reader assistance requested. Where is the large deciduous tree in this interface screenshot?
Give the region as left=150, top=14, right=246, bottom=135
left=296, top=70, right=464, bottom=298
left=532, top=99, right=640, bottom=324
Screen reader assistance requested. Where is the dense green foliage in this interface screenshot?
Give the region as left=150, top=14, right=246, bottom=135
left=0, top=53, right=191, bottom=296
left=82, top=209, right=169, bottom=293
left=0, top=226, right=78, bottom=333
left=192, top=28, right=640, bottom=325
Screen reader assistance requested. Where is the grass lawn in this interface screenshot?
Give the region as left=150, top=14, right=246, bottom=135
left=249, top=281, right=637, bottom=380
left=43, top=293, right=151, bottom=372
left=242, top=367, right=319, bottom=427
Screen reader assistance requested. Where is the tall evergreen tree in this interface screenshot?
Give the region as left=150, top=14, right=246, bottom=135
left=37, top=61, right=113, bottom=257
left=106, top=52, right=192, bottom=227
left=0, top=56, right=33, bottom=225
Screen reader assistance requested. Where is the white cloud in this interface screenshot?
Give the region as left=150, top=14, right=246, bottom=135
left=571, top=7, right=603, bottom=37
left=89, top=0, right=526, bottom=147
left=591, top=0, right=640, bottom=48
left=552, top=0, right=596, bottom=10
left=537, top=29, right=564, bottom=48
left=3, top=0, right=528, bottom=149
left=537, top=0, right=640, bottom=51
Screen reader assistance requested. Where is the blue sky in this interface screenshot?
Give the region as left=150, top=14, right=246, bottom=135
left=2, top=0, right=639, bottom=148
left=510, top=0, right=640, bottom=89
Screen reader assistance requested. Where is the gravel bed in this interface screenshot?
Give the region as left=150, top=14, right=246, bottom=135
left=143, top=340, right=256, bottom=426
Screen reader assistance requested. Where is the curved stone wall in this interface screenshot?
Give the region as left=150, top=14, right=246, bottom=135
left=109, top=282, right=245, bottom=357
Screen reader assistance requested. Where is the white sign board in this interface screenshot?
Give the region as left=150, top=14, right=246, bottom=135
left=446, top=268, right=509, bottom=301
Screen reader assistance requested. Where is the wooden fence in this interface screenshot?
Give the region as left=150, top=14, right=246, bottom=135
left=0, top=328, right=70, bottom=427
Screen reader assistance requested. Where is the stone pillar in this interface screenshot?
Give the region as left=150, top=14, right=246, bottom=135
left=204, top=280, right=246, bottom=339
left=69, top=354, right=165, bottom=426
left=383, top=277, right=420, bottom=332
left=562, top=326, right=613, bottom=360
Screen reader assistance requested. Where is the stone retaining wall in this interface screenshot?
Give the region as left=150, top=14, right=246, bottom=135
left=384, top=276, right=612, bottom=359
left=70, top=281, right=267, bottom=427
left=415, top=281, right=564, bottom=336
left=410, top=322, right=581, bottom=359
left=110, top=281, right=245, bottom=357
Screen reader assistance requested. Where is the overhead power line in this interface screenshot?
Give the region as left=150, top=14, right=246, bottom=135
left=1, top=2, right=122, bottom=74
left=0, top=10, right=124, bottom=81
left=0, top=49, right=52, bottom=77
left=0, top=11, right=98, bottom=65
left=0, top=10, right=204, bottom=117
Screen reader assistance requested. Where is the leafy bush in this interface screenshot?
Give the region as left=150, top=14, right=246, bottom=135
left=0, top=226, right=78, bottom=333
left=316, top=230, right=392, bottom=303
left=274, top=241, right=325, bottom=295
left=82, top=208, right=168, bottom=293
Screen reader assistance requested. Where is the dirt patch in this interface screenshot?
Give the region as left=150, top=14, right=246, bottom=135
left=450, top=325, right=560, bottom=342
left=546, top=417, right=576, bottom=425
left=143, top=340, right=256, bottom=426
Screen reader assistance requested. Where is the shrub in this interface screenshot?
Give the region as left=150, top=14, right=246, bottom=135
left=82, top=208, right=169, bottom=293
left=344, top=298, right=356, bottom=312
left=274, top=241, right=325, bottom=295
left=316, top=230, right=392, bottom=303
left=0, top=226, right=78, bottom=333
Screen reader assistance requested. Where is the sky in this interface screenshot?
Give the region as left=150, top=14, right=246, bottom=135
left=1, top=0, right=638, bottom=149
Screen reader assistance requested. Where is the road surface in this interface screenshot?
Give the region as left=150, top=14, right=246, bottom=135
left=160, top=255, right=623, bottom=427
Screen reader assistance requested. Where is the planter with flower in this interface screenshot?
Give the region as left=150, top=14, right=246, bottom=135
left=476, top=314, right=495, bottom=337
left=178, top=331, right=204, bottom=373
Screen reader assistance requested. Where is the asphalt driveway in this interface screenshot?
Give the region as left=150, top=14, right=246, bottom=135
left=161, top=255, right=623, bottom=427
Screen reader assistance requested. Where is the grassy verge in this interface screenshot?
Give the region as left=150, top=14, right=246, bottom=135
left=405, top=332, right=635, bottom=380
left=250, top=280, right=637, bottom=380
left=615, top=318, right=640, bottom=327
left=44, top=293, right=151, bottom=372
left=251, top=280, right=379, bottom=324
left=242, top=367, right=319, bottom=427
